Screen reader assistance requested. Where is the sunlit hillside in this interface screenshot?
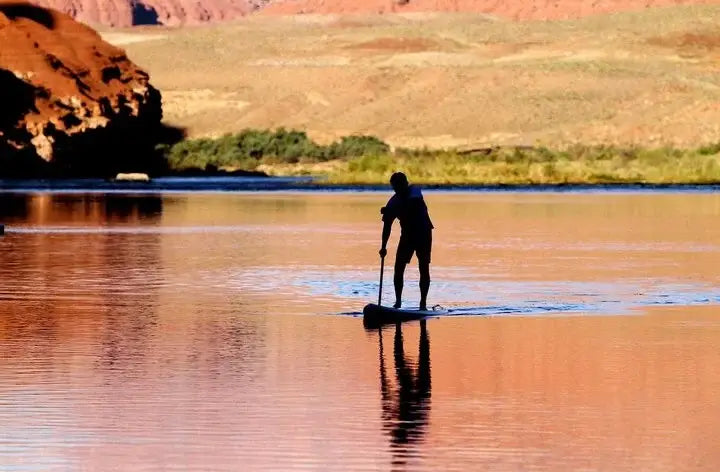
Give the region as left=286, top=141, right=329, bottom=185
left=108, top=6, right=720, bottom=149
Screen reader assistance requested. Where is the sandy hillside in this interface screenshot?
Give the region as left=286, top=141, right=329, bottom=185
left=118, top=7, right=720, bottom=149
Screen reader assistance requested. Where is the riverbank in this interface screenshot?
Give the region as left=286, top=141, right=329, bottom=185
left=3, top=130, right=718, bottom=186
left=160, top=130, right=720, bottom=185
left=259, top=149, right=720, bottom=185
left=1, top=178, right=720, bottom=193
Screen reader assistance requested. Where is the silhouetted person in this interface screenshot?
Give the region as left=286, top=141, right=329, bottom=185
left=379, top=172, right=434, bottom=310
left=378, top=321, right=432, bottom=463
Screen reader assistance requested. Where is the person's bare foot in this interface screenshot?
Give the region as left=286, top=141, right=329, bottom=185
left=419, top=302, right=427, bottom=311
left=393, top=300, right=402, bottom=309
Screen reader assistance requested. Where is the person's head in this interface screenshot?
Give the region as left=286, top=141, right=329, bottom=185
left=390, top=172, right=409, bottom=195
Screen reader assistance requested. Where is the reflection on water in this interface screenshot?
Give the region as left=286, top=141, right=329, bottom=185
left=378, top=321, right=431, bottom=467
left=1, top=191, right=720, bottom=471
left=0, top=193, right=163, bottom=225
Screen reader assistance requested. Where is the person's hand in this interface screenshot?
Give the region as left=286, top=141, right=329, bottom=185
left=379, top=247, right=387, bottom=258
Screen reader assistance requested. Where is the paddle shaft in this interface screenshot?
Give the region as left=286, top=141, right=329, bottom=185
left=378, top=255, right=385, bottom=306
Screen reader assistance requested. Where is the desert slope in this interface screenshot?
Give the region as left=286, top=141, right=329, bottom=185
left=120, top=7, right=720, bottom=149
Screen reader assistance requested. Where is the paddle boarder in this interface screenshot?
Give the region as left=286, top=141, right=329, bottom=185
left=379, top=172, right=434, bottom=310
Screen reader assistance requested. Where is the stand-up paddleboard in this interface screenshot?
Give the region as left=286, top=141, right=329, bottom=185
left=363, top=303, right=447, bottom=328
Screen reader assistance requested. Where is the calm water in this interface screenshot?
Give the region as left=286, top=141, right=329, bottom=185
left=1, top=191, right=719, bottom=471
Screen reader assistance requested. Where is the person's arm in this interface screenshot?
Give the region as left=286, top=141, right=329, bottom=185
left=380, top=219, right=392, bottom=257
left=379, top=206, right=393, bottom=257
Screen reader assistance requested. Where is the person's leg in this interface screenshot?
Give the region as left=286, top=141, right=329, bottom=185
left=394, top=236, right=412, bottom=309
left=393, top=260, right=406, bottom=308
left=418, top=231, right=432, bottom=311
left=418, top=260, right=430, bottom=311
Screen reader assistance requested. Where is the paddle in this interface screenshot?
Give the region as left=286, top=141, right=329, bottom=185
left=377, top=207, right=387, bottom=307
left=377, top=254, right=385, bottom=306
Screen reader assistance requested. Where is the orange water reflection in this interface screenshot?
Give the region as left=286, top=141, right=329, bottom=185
left=0, top=191, right=719, bottom=471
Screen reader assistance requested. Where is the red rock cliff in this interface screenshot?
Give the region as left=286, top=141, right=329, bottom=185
left=0, top=2, right=163, bottom=176
left=29, top=0, right=268, bottom=27
left=23, top=0, right=720, bottom=26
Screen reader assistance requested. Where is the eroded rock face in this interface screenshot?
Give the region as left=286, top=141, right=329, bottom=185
left=0, top=2, right=163, bottom=176
left=29, top=0, right=270, bottom=27
left=19, top=0, right=720, bottom=27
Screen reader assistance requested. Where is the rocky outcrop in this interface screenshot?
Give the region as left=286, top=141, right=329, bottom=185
left=0, top=2, right=164, bottom=176
left=29, top=0, right=270, bottom=27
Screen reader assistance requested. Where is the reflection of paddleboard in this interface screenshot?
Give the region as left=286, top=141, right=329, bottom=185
left=363, top=303, right=447, bottom=327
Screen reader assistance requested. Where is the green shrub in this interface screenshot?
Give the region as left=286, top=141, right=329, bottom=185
left=327, top=135, right=390, bottom=158
left=161, top=128, right=390, bottom=170
left=697, top=142, right=720, bottom=156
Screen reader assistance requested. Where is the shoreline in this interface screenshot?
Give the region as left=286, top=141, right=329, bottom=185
left=1, top=176, right=720, bottom=193
left=155, top=129, right=720, bottom=186
left=5, top=131, right=718, bottom=186
left=3, top=132, right=720, bottom=188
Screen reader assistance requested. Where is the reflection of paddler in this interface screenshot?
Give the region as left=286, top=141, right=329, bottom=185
left=378, top=320, right=431, bottom=454
left=0, top=224, right=4, bottom=235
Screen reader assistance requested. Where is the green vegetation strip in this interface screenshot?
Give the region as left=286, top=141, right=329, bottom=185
left=160, top=129, right=720, bottom=185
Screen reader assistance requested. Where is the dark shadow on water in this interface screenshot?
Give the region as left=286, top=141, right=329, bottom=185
left=378, top=320, right=431, bottom=467
left=103, top=194, right=163, bottom=220
left=0, top=193, right=164, bottom=224
left=0, top=194, right=30, bottom=219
